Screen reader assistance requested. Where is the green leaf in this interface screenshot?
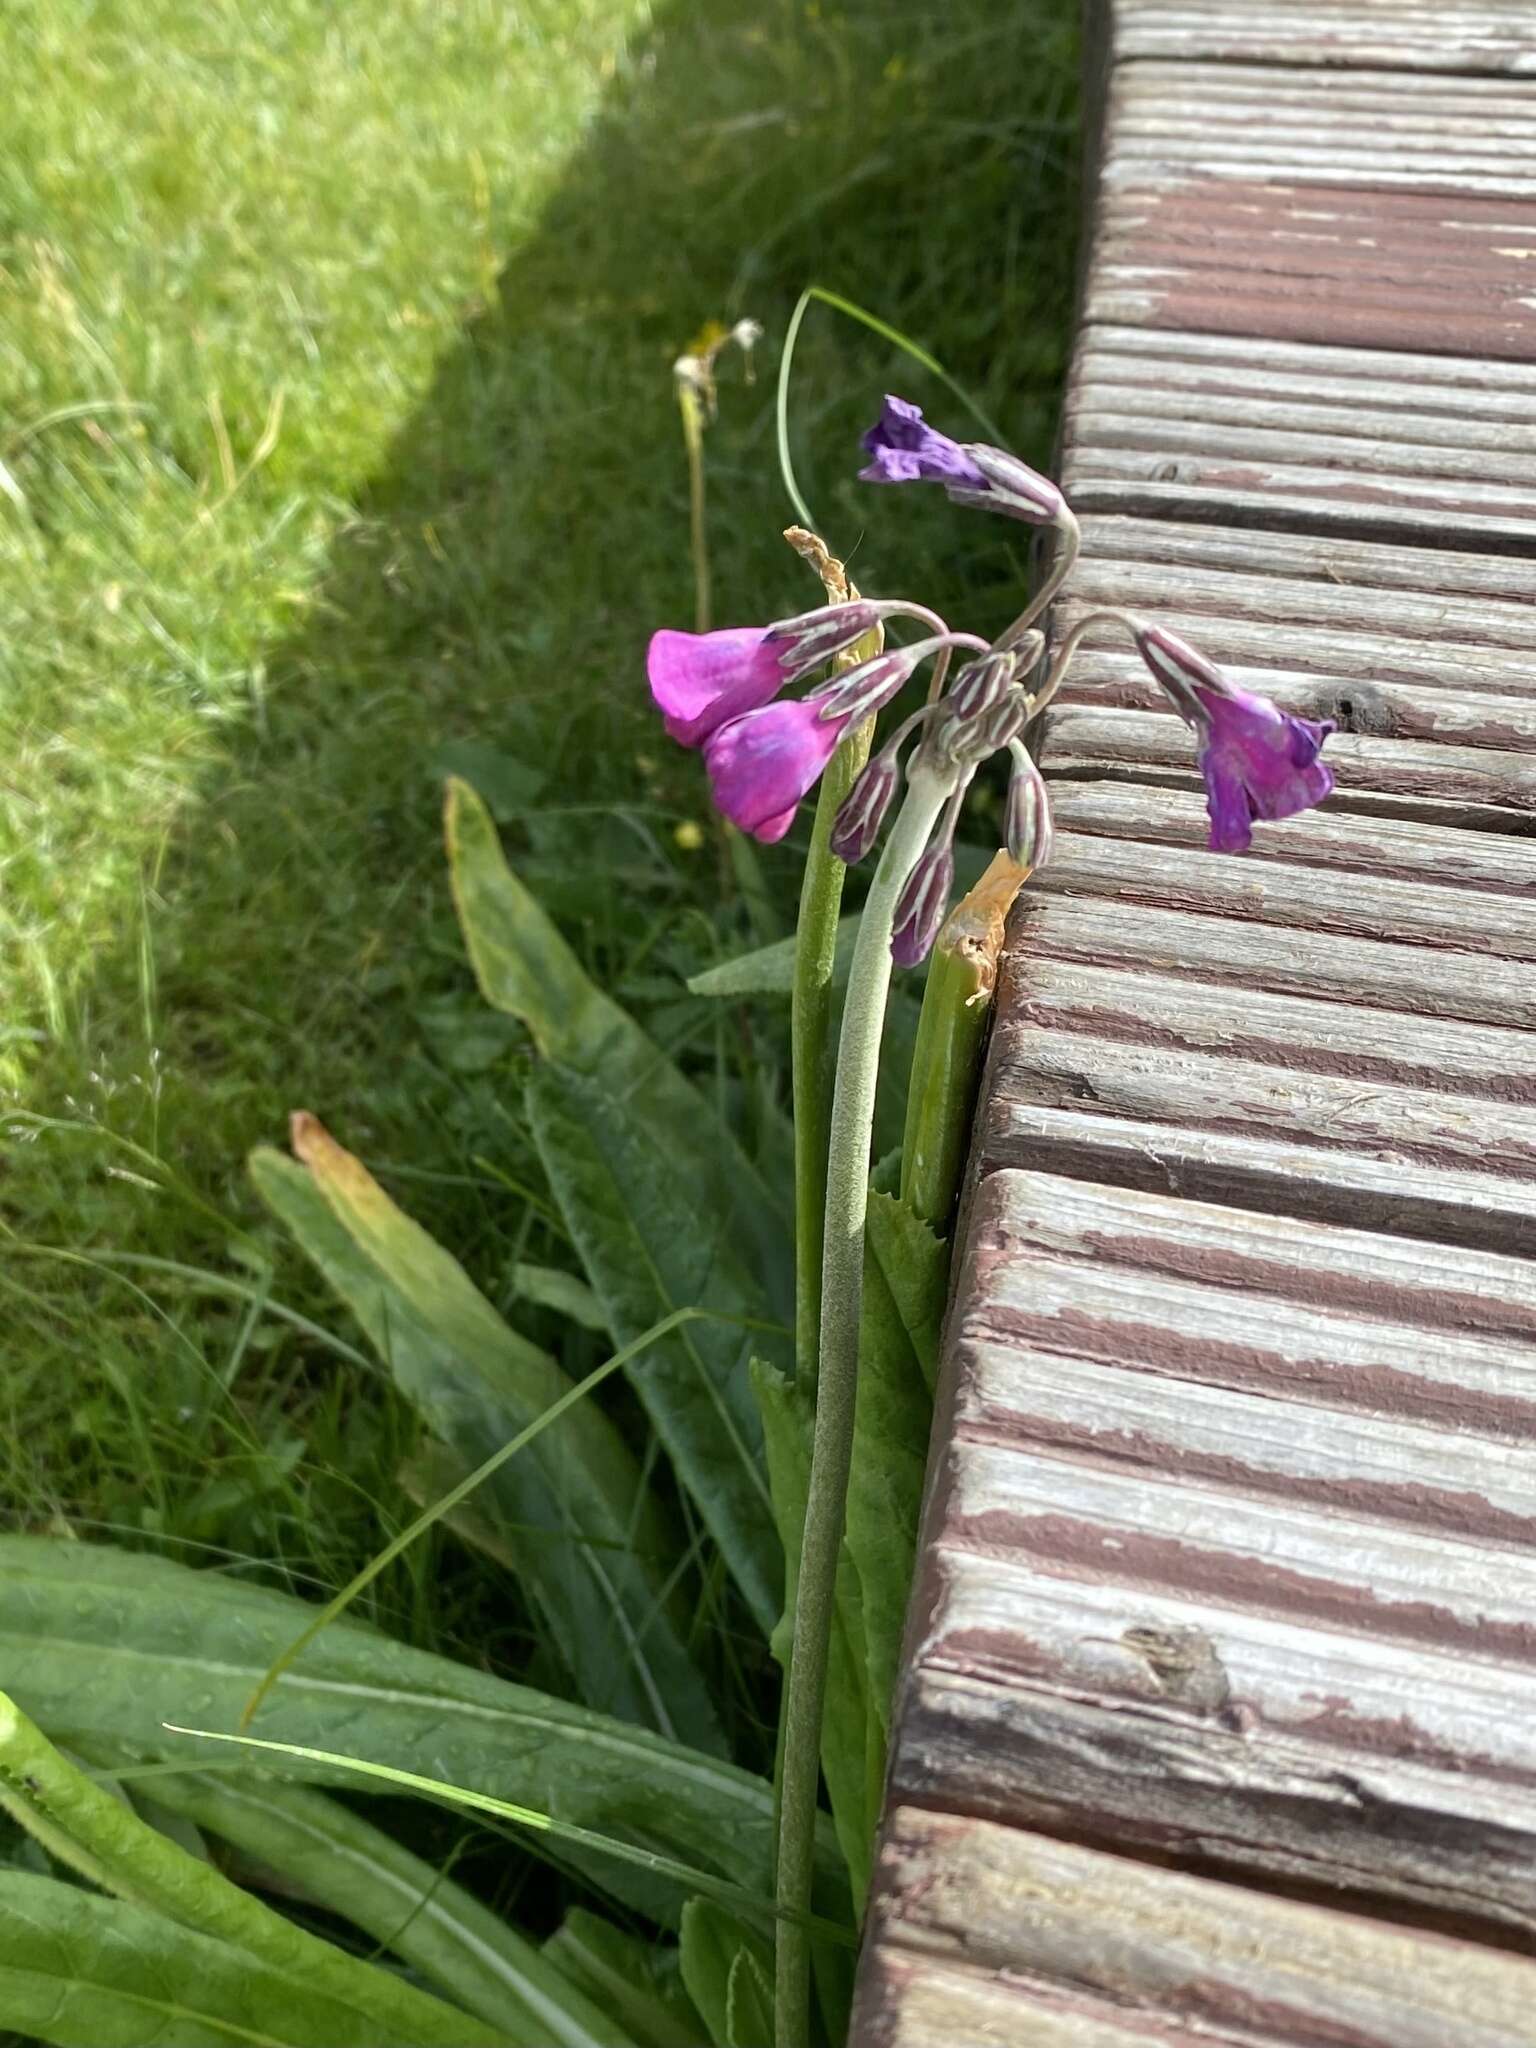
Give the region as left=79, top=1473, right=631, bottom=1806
left=0, top=1692, right=506, bottom=2048
left=0, top=1536, right=796, bottom=1925
left=445, top=777, right=791, bottom=1320
left=750, top=1363, right=872, bottom=1914
left=726, top=1947, right=776, bottom=2048
left=688, top=924, right=853, bottom=1001
left=848, top=1199, right=941, bottom=1731
left=679, top=1901, right=773, bottom=2048
left=527, top=1064, right=784, bottom=1635
left=142, top=1772, right=627, bottom=2048
left=0, top=1870, right=419, bottom=2048
left=865, top=1188, right=948, bottom=1397
left=545, top=1911, right=707, bottom=2048
left=251, top=1123, right=722, bottom=1757
left=512, top=1261, right=610, bottom=1332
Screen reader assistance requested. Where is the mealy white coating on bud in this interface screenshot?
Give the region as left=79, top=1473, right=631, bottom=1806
left=890, top=840, right=956, bottom=968
left=765, top=601, right=882, bottom=676
left=1133, top=621, right=1226, bottom=719
left=809, top=634, right=952, bottom=722
left=1004, top=740, right=1054, bottom=872
left=946, top=650, right=1018, bottom=723
left=829, top=748, right=899, bottom=863
left=951, top=444, right=1066, bottom=525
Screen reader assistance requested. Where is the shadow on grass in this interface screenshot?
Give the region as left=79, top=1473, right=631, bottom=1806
left=7, top=0, right=1078, bottom=1601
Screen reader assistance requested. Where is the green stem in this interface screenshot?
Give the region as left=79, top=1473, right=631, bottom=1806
left=791, top=717, right=873, bottom=1391
left=680, top=389, right=711, bottom=632
left=774, top=766, right=952, bottom=2048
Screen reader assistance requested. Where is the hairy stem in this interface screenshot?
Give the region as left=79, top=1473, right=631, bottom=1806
left=997, top=505, right=1081, bottom=652
left=775, top=766, right=952, bottom=2048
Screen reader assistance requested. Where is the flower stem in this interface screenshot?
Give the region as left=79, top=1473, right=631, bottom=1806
left=997, top=505, right=1081, bottom=652
left=791, top=718, right=874, bottom=1389
left=775, top=765, right=953, bottom=2048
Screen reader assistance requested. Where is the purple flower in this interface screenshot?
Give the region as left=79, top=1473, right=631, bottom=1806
left=648, top=603, right=878, bottom=748
left=1133, top=623, right=1334, bottom=853
left=859, top=396, right=988, bottom=490
left=860, top=396, right=1065, bottom=525
left=648, top=627, right=786, bottom=747
left=702, top=697, right=854, bottom=843
left=891, top=841, right=955, bottom=968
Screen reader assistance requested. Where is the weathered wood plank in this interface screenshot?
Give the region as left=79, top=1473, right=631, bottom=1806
left=869, top=1812, right=1536, bottom=2046
left=1087, top=66, right=1536, bottom=356
left=1049, top=782, right=1536, bottom=894
left=1106, top=4, right=1536, bottom=76
left=1064, top=328, right=1536, bottom=544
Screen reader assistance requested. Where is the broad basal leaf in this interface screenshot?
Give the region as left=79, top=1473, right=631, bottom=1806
left=252, top=1123, right=722, bottom=1756
left=0, top=1537, right=799, bottom=1925
left=0, top=1870, right=423, bottom=2048
left=144, top=1772, right=626, bottom=2048
left=446, top=777, right=791, bottom=1320
left=528, top=1064, right=784, bottom=1635
left=679, top=1900, right=773, bottom=2048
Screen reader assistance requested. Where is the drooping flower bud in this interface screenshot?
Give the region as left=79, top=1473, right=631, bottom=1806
left=830, top=748, right=899, bottom=864
left=946, top=650, right=1017, bottom=724
left=1004, top=741, right=1054, bottom=873
left=891, top=840, right=956, bottom=969
left=810, top=635, right=953, bottom=724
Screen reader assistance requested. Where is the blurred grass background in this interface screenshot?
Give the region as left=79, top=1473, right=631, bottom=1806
left=0, top=0, right=1078, bottom=1660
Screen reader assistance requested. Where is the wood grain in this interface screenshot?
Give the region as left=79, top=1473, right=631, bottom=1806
left=858, top=7, right=1536, bottom=2041
left=1064, top=329, right=1536, bottom=552
left=1106, top=4, right=1536, bottom=75
left=868, top=1812, right=1536, bottom=2047
left=1087, top=65, right=1536, bottom=356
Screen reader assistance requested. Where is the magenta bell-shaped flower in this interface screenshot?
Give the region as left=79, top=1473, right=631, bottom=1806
left=648, top=604, right=878, bottom=748
left=702, top=697, right=855, bottom=844
left=1134, top=623, right=1335, bottom=854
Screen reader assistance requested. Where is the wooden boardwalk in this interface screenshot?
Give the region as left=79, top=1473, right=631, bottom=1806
left=857, top=5, right=1536, bottom=2041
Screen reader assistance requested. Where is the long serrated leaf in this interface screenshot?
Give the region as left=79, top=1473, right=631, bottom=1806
left=527, top=1063, right=784, bottom=1634
left=142, top=1772, right=627, bottom=2048
left=865, top=1188, right=948, bottom=1399
left=445, top=777, right=792, bottom=1320
left=543, top=1911, right=707, bottom=2048
left=251, top=1125, right=722, bottom=1756
left=0, top=1536, right=806, bottom=1925
left=0, top=1870, right=404, bottom=2048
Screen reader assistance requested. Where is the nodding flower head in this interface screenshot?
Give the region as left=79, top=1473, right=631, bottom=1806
left=1133, top=622, right=1335, bottom=853
left=890, top=838, right=956, bottom=969
left=701, top=696, right=856, bottom=844
left=829, top=747, right=900, bottom=864
left=648, top=601, right=879, bottom=748
left=860, top=396, right=1065, bottom=526
left=1004, top=741, right=1054, bottom=874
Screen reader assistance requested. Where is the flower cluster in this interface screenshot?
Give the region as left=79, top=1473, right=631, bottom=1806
left=647, top=395, right=1336, bottom=960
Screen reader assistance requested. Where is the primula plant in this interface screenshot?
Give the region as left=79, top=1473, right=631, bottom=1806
left=649, top=393, right=1335, bottom=2045
left=0, top=393, right=1332, bottom=2048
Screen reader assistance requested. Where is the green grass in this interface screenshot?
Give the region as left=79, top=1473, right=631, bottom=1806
left=0, top=0, right=1078, bottom=1669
